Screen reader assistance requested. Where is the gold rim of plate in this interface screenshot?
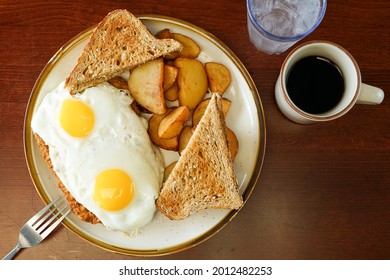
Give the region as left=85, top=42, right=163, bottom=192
left=23, top=14, right=267, bottom=257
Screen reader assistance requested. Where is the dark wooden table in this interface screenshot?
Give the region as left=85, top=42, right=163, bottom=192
left=1, top=0, right=389, bottom=260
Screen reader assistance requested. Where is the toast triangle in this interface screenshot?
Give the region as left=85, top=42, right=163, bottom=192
left=156, top=92, right=243, bottom=220
left=65, top=9, right=182, bottom=94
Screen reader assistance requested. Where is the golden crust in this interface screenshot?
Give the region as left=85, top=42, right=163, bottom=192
left=34, top=133, right=100, bottom=224
left=156, top=93, right=243, bottom=220
left=65, top=9, right=182, bottom=94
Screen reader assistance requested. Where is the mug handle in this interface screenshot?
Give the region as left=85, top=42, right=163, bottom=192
left=357, top=83, right=384, bottom=105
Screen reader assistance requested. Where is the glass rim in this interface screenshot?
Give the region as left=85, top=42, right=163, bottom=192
left=246, top=0, right=327, bottom=42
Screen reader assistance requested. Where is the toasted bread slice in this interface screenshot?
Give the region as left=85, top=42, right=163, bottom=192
left=65, top=9, right=182, bottom=94
left=156, top=93, right=243, bottom=220
left=34, top=133, right=100, bottom=224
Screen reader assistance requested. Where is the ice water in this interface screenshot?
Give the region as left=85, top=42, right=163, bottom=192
left=247, top=0, right=326, bottom=54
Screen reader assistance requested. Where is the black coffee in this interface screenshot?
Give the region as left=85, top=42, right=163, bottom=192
left=286, top=56, right=344, bottom=114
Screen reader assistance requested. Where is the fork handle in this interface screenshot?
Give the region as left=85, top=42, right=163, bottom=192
left=2, top=244, right=21, bottom=260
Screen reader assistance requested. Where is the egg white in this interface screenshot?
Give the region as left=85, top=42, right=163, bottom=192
left=31, top=82, right=164, bottom=233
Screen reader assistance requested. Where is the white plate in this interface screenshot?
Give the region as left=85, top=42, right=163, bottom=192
left=24, top=15, right=266, bottom=256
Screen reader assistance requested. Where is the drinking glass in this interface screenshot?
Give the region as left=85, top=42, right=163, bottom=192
left=247, top=0, right=327, bottom=54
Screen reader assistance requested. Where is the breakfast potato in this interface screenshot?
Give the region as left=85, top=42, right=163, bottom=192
left=174, top=57, right=208, bottom=110
left=108, top=76, right=129, bottom=90
left=148, top=109, right=178, bottom=150
left=158, top=106, right=190, bottom=139
left=130, top=101, right=142, bottom=116
left=128, top=58, right=166, bottom=115
left=226, top=127, right=239, bottom=161
left=192, top=97, right=231, bottom=126
left=155, top=28, right=173, bottom=39
left=172, top=33, right=201, bottom=58
left=163, top=64, right=178, bottom=91
left=108, top=76, right=147, bottom=116
left=164, top=82, right=179, bottom=101
left=205, top=62, right=231, bottom=95
left=178, top=126, right=193, bottom=155
left=163, top=161, right=177, bottom=182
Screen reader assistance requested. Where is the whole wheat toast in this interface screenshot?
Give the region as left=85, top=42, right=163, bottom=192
left=34, top=133, right=100, bottom=224
left=65, top=9, right=182, bottom=94
left=156, top=93, right=243, bottom=220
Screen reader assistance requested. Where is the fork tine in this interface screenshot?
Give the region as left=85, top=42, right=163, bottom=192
left=36, top=203, right=69, bottom=235
left=26, top=196, right=61, bottom=227
left=31, top=197, right=66, bottom=231
left=2, top=196, right=70, bottom=260
left=39, top=208, right=71, bottom=239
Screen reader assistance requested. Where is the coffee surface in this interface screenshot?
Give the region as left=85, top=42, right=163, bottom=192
left=286, top=56, right=344, bottom=114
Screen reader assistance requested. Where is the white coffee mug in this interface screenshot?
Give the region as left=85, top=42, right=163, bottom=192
left=275, top=41, right=384, bottom=124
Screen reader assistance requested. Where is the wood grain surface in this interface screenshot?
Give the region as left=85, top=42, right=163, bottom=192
left=0, top=0, right=389, bottom=260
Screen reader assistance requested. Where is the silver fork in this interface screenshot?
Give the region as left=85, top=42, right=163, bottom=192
left=2, top=196, right=71, bottom=260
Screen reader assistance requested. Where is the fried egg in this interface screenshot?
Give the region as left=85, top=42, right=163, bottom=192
left=31, top=81, right=164, bottom=233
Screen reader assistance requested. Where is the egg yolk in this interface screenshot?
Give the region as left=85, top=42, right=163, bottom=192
left=59, top=99, right=94, bottom=138
left=93, top=169, right=134, bottom=211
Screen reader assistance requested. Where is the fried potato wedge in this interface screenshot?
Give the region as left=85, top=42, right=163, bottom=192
left=163, top=64, right=178, bottom=91
left=163, top=161, right=177, bottom=182
left=172, top=33, right=201, bottom=58
left=205, top=62, right=231, bottom=95
left=108, top=76, right=129, bottom=90
left=226, top=127, right=239, bottom=161
left=130, top=101, right=142, bottom=116
left=178, top=126, right=193, bottom=155
left=158, top=106, right=190, bottom=139
left=128, top=58, right=166, bottom=115
left=192, top=97, right=231, bottom=126
left=155, top=28, right=173, bottom=39
left=148, top=109, right=178, bottom=151
left=164, top=82, right=179, bottom=101
left=174, top=58, right=208, bottom=110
